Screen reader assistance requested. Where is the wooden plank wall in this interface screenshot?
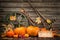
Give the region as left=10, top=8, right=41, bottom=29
left=0, top=0, right=60, bottom=33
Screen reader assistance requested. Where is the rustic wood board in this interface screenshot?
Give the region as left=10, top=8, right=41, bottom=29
left=0, top=37, right=56, bottom=40
left=0, top=0, right=60, bottom=35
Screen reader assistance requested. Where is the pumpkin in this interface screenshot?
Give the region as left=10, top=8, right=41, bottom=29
left=6, top=29, right=14, bottom=37
left=27, top=26, right=40, bottom=36
left=13, top=34, right=18, bottom=38
left=10, top=16, right=16, bottom=21
left=41, top=28, right=47, bottom=31
left=24, top=34, right=29, bottom=38
left=14, top=27, right=26, bottom=36
left=33, top=27, right=40, bottom=36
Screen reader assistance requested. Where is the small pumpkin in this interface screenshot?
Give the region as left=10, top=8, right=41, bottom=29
left=27, top=26, right=40, bottom=36
left=14, top=27, right=26, bottom=36
left=41, top=28, right=47, bottom=31
left=24, top=34, right=29, bottom=38
left=13, top=34, right=18, bottom=38
left=24, top=34, right=29, bottom=37
left=6, top=29, right=14, bottom=37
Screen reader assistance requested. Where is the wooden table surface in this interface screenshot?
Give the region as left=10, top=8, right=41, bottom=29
left=0, top=37, right=60, bottom=40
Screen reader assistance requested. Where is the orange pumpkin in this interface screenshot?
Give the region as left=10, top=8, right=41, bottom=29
left=24, top=34, right=29, bottom=38
left=27, top=26, right=40, bottom=36
left=13, top=34, right=18, bottom=38
left=33, top=27, right=40, bottom=36
left=41, top=28, right=47, bottom=31
left=6, top=29, right=14, bottom=37
left=14, top=27, right=26, bottom=36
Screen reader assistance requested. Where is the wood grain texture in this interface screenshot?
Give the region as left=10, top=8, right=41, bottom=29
left=0, top=0, right=60, bottom=33
left=0, top=37, right=55, bottom=40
